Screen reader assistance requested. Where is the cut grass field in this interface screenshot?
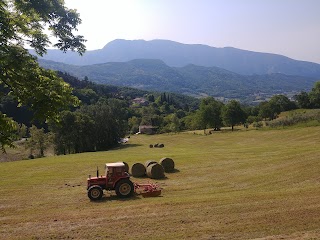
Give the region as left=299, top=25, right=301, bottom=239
left=1, top=127, right=320, bottom=239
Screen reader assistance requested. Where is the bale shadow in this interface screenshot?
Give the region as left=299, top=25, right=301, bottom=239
left=132, top=175, right=169, bottom=180
left=166, top=168, right=180, bottom=173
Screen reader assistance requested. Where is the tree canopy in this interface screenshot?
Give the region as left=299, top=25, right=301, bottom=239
left=0, top=0, right=86, bottom=150
left=309, top=81, right=320, bottom=108
left=222, top=100, right=246, bottom=131
left=259, top=95, right=296, bottom=120
left=51, top=99, right=128, bottom=154
left=198, top=97, right=223, bottom=131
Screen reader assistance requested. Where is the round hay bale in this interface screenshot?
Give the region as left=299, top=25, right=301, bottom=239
left=122, top=161, right=129, bottom=172
left=131, top=163, right=146, bottom=177
left=158, top=143, right=164, bottom=148
left=149, top=144, right=153, bottom=148
left=145, top=160, right=157, bottom=168
left=159, top=157, right=175, bottom=172
left=146, top=163, right=165, bottom=179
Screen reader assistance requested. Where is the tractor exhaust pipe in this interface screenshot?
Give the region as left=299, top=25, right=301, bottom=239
left=96, top=166, right=99, bottom=178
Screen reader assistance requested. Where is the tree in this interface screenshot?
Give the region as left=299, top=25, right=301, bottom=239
left=258, top=95, right=296, bottom=120
left=183, top=112, right=202, bottom=130
left=0, top=0, right=86, bottom=150
left=0, top=113, right=16, bottom=152
left=128, top=116, right=141, bottom=134
left=0, top=94, right=34, bottom=127
left=198, top=97, right=223, bottom=132
left=222, top=100, right=246, bottom=131
left=162, top=113, right=180, bottom=133
left=294, top=91, right=311, bottom=109
left=147, top=94, right=155, bottom=102
left=268, top=95, right=296, bottom=116
left=309, top=81, right=320, bottom=108
left=74, top=88, right=99, bottom=105
left=14, top=122, right=27, bottom=140
left=258, top=101, right=273, bottom=120
left=26, top=125, right=52, bottom=157
left=50, top=111, right=95, bottom=154
left=79, top=99, right=128, bottom=151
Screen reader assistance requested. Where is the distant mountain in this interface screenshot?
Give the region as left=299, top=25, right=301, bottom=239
left=31, top=39, right=320, bottom=78
left=38, top=59, right=318, bottom=101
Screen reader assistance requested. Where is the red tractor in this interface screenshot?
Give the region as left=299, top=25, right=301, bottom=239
left=87, top=162, right=134, bottom=200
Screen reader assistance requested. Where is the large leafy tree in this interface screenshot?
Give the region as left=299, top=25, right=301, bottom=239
left=50, top=111, right=95, bottom=155
left=51, top=99, right=129, bottom=155
left=222, top=100, right=246, bottom=131
left=262, top=95, right=296, bottom=120
left=0, top=0, right=86, bottom=150
left=258, top=101, right=273, bottom=120
left=258, top=95, right=296, bottom=121
left=77, top=99, right=128, bottom=152
left=309, top=81, right=320, bottom=108
left=268, top=95, right=296, bottom=117
left=294, top=91, right=311, bottom=109
left=25, top=125, right=52, bottom=157
left=198, top=97, right=223, bottom=132
left=162, top=113, right=180, bottom=133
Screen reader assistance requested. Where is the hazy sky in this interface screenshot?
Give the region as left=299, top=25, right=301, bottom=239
left=64, top=0, right=320, bottom=63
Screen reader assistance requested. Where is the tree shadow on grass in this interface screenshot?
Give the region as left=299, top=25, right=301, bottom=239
left=110, top=143, right=143, bottom=151
left=220, top=128, right=242, bottom=133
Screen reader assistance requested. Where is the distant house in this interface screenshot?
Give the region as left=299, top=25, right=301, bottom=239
left=132, top=97, right=149, bottom=106
left=138, top=125, right=156, bottom=135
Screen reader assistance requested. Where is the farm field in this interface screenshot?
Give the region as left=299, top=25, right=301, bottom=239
left=1, top=127, right=320, bottom=239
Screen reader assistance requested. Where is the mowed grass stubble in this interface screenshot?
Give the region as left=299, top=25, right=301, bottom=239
left=1, top=127, right=320, bottom=239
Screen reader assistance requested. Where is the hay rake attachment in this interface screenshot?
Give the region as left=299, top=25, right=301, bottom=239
left=134, top=182, right=162, bottom=197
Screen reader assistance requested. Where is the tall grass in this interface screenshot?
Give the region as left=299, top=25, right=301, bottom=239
left=267, top=109, right=320, bottom=128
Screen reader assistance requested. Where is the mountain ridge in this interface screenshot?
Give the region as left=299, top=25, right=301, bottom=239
left=30, top=39, right=320, bottom=78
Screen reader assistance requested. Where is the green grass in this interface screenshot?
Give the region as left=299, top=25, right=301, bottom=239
left=1, top=127, right=320, bottom=239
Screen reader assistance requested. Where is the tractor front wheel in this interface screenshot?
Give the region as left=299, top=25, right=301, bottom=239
left=115, top=179, right=134, bottom=198
left=88, top=186, right=103, bottom=201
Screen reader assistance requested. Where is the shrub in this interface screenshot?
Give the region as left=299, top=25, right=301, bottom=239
left=253, top=121, right=263, bottom=129
left=267, top=110, right=320, bottom=128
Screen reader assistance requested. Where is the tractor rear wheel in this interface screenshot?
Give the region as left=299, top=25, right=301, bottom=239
left=115, top=179, right=134, bottom=198
left=88, top=186, right=103, bottom=200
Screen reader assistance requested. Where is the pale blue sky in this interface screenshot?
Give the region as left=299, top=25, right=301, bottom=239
left=64, top=0, right=320, bottom=63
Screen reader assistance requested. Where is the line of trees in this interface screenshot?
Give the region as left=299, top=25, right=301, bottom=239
left=50, top=99, right=128, bottom=154
left=3, top=80, right=320, bottom=157
left=128, top=92, right=297, bottom=134
left=182, top=81, right=320, bottom=133
left=295, top=82, right=320, bottom=109
left=3, top=76, right=320, bottom=157
left=183, top=98, right=245, bottom=132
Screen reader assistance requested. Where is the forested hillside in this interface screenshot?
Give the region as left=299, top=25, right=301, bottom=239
left=2, top=67, right=320, bottom=158
left=38, top=59, right=318, bottom=101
